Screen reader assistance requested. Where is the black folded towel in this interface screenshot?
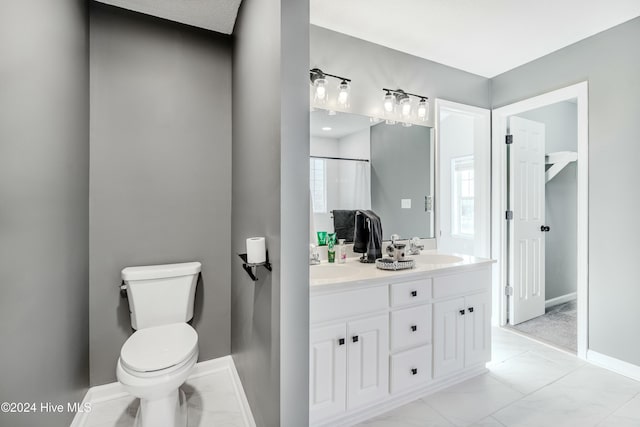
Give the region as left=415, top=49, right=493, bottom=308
left=333, top=210, right=356, bottom=242
left=353, top=210, right=383, bottom=262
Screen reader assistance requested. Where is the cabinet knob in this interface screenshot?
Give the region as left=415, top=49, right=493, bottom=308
left=411, top=368, right=418, bottom=375
left=540, top=225, right=550, bottom=232
left=352, top=335, right=359, bottom=343
left=410, top=325, right=418, bottom=332
left=411, top=290, right=418, bottom=297
left=459, top=309, right=465, bottom=316
left=468, top=307, right=474, bottom=313
left=338, top=338, right=345, bottom=346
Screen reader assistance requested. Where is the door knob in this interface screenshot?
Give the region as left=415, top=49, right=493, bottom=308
left=540, top=225, right=550, bottom=232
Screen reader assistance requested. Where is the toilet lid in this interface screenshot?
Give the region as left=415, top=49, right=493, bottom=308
left=120, top=323, right=198, bottom=372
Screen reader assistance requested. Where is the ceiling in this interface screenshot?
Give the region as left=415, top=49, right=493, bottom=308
left=94, top=0, right=242, bottom=34
left=310, top=110, right=373, bottom=139
left=310, top=0, right=640, bottom=78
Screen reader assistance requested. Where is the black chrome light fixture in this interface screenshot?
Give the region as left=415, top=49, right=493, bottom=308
left=310, top=68, right=352, bottom=109
left=381, top=88, right=429, bottom=123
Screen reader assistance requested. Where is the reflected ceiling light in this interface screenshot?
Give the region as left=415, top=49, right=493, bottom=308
left=310, top=68, right=352, bottom=110
left=381, top=88, right=430, bottom=125
left=322, top=127, right=332, bottom=131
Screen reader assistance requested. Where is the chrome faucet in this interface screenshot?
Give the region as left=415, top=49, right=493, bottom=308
left=408, top=237, right=424, bottom=255
left=309, top=244, right=321, bottom=265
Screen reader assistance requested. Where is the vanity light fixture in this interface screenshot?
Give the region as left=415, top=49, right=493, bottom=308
left=417, top=98, right=429, bottom=121
left=381, top=88, right=430, bottom=124
left=310, top=68, right=352, bottom=110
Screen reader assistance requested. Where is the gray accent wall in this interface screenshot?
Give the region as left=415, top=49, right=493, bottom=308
left=518, top=102, right=578, bottom=301
left=370, top=124, right=432, bottom=239
left=89, top=3, right=232, bottom=385
left=0, top=1, right=89, bottom=426
left=231, top=0, right=309, bottom=425
left=310, top=25, right=491, bottom=120
left=492, top=17, right=640, bottom=365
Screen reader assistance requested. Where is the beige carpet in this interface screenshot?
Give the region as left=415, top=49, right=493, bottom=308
left=509, top=300, right=577, bottom=352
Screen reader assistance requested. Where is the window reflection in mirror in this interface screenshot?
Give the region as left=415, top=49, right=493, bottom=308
left=310, top=109, right=434, bottom=241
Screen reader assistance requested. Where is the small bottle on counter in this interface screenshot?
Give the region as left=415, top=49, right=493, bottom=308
left=327, top=233, right=336, bottom=263
left=338, top=239, right=347, bottom=264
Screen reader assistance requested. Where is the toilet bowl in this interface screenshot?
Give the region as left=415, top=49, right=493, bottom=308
left=117, top=322, right=199, bottom=427
left=117, top=262, right=201, bottom=427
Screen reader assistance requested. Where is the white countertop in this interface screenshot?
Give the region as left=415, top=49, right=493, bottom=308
left=310, top=250, right=496, bottom=291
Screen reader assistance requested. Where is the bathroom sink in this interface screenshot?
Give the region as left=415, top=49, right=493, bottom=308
left=310, top=264, right=360, bottom=282
left=414, top=254, right=464, bottom=265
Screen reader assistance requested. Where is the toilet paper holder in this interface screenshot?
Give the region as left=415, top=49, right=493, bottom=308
left=238, top=252, right=272, bottom=282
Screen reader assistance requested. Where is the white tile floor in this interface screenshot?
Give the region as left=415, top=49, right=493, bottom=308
left=357, top=328, right=640, bottom=427
left=83, top=368, right=249, bottom=427
left=82, top=329, right=640, bottom=427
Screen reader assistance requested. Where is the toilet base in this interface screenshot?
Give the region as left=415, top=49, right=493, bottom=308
left=135, top=388, right=187, bottom=427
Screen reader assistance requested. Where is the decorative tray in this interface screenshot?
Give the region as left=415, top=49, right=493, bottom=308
left=375, top=257, right=415, bottom=271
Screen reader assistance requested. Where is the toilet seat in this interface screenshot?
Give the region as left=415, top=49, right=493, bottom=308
left=120, top=323, right=198, bottom=374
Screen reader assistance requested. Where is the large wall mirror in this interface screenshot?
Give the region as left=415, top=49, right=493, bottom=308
left=310, top=109, right=435, bottom=241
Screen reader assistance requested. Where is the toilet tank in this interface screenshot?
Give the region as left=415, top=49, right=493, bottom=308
left=122, top=262, right=201, bottom=330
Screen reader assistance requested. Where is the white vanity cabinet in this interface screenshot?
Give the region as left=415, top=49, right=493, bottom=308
left=433, top=269, right=492, bottom=378
left=310, top=260, right=493, bottom=427
left=309, top=285, right=390, bottom=422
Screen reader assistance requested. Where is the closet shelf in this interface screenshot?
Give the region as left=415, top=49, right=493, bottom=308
left=545, top=151, right=577, bottom=183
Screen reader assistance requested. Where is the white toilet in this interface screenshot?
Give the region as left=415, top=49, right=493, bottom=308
left=117, top=262, right=201, bottom=427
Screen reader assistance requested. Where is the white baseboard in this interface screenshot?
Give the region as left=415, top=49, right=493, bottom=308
left=545, top=292, right=577, bottom=309
left=70, top=355, right=255, bottom=427
left=587, top=350, right=640, bottom=382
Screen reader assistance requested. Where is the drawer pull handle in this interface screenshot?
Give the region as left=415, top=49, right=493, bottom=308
left=459, top=309, right=465, bottom=316
left=468, top=307, right=474, bottom=313
left=411, top=290, right=418, bottom=297
left=352, top=335, right=359, bottom=343
left=411, top=368, right=418, bottom=375
left=410, top=325, right=418, bottom=332
left=338, top=338, right=345, bottom=346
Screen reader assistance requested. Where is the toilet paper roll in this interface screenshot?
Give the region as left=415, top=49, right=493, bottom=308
left=246, top=237, right=266, bottom=264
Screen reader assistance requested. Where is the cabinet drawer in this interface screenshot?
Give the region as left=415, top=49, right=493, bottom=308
left=311, top=285, right=388, bottom=324
left=432, top=268, right=491, bottom=300
left=390, top=278, right=432, bottom=307
left=390, top=345, right=432, bottom=394
left=390, top=305, right=432, bottom=351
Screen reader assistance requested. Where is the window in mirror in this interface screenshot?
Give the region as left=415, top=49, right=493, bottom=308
left=452, top=156, right=474, bottom=238
left=310, top=158, right=327, bottom=213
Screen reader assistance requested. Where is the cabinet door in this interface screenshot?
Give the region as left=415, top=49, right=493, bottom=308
left=433, top=297, right=465, bottom=378
left=347, top=314, right=389, bottom=409
left=464, top=292, right=491, bottom=367
left=310, top=323, right=347, bottom=421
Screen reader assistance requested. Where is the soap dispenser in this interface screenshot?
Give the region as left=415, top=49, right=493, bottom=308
left=338, top=239, right=347, bottom=264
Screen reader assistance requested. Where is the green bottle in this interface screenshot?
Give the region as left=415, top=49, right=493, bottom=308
left=327, top=233, right=336, bottom=263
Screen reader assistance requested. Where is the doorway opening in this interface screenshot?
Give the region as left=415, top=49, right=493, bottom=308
left=491, top=82, right=589, bottom=358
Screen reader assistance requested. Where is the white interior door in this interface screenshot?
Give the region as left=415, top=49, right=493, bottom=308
left=509, top=116, right=546, bottom=325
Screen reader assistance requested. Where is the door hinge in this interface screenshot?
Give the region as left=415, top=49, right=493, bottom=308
left=505, top=285, right=514, bottom=296
left=505, top=134, right=513, bottom=144
left=505, top=210, right=513, bottom=220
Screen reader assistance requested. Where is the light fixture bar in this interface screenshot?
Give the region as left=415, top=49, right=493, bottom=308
left=310, top=68, right=351, bottom=83
left=381, top=88, right=428, bottom=101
